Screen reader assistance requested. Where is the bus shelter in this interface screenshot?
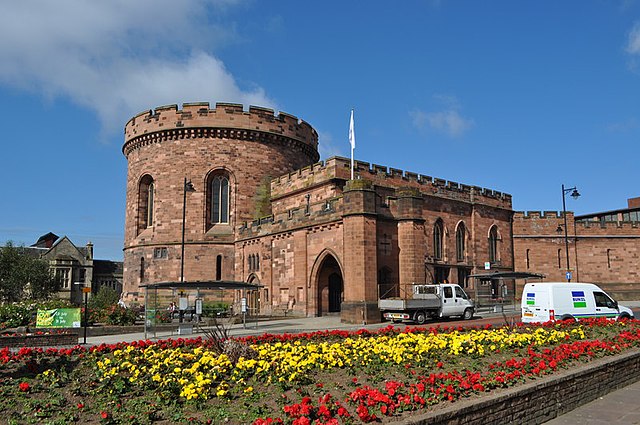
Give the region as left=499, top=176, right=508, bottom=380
left=469, top=272, right=545, bottom=312
left=140, top=280, right=262, bottom=339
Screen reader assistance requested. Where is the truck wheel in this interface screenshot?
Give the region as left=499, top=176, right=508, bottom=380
left=414, top=312, right=427, bottom=325
left=463, top=308, right=474, bottom=320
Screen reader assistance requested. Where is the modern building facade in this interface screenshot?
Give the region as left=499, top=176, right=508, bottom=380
left=122, top=102, right=514, bottom=323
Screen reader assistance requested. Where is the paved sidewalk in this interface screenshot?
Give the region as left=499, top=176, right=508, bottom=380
left=544, top=379, right=640, bottom=424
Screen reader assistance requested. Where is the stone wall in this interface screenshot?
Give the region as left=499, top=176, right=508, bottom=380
left=402, top=348, right=640, bottom=425
left=513, top=211, right=640, bottom=299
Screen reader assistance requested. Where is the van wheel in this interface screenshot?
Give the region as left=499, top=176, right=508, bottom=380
left=463, top=308, right=474, bottom=320
left=414, top=312, right=427, bottom=325
left=618, top=313, right=631, bottom=321
left=561, top=315, right=577, bottom=322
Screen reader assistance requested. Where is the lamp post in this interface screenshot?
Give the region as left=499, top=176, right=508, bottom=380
left=561, top=184, right=580, bottom=282
left=180, top=177, right=196, bottom=283
left=74, top=282, right=90, bottom=344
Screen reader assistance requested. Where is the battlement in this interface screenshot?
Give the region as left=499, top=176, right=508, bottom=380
left=123, top=102, right=318, bottom=156
left=271, top=156, right=512, bottom=207
left=514, top=211, right=640, bottom=235
left=515, top=211, right=568, bottom=219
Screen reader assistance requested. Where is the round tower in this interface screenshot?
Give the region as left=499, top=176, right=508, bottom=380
left=121, top=102, right=319, bottom=299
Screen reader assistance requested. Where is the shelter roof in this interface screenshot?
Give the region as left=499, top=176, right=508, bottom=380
left=468, top=271, right=545, bottom=280
left=141, top=281, right=262, bottom=290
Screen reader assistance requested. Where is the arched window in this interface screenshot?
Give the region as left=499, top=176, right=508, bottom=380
left=434, top=219, right=444, bottom=260
left=210, top=175, right=230, bottom=224
left=456, top=223, right=466, bottom=262
left=216, top=255, right=222, bottom=280
left=488, top=226, right=499, bottom=263
left=138, top=175, right=154, bottom=232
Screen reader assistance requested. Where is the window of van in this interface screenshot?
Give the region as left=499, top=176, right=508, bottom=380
left=593, top=292, right=616, bottom=309
left=455, top=286, right=467, bottom=299
left=443, top=286, right=453, bottom=298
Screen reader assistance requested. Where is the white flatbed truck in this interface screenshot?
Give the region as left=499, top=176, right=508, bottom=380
left=378, top=283, right=475, bottom=324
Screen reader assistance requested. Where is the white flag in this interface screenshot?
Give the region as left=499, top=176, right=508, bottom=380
left=349, top=109, right=355, bottom=150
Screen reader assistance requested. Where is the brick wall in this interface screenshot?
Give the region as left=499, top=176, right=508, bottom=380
left=402, top=349, right=640, bottom=425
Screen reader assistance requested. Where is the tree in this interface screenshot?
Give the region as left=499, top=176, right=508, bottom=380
left=0, top=241, right=59, bottom=302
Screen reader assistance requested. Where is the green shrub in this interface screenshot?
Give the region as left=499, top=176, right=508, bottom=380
left=104, top=305, right=137, bottom=326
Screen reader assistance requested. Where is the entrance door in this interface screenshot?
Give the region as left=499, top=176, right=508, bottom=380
left=328, top=273, right=342, bottom=312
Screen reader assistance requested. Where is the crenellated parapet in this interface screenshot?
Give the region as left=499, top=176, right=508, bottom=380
left=514, top=211, right=640, bottom=236
left=123, top=102, right=319, bottom=161
left=271, top=156, right=512, bottom=208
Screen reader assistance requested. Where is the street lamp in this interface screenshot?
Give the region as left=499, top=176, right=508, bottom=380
left=561, top=184, right=580, bottom=282
left=180, top=177, right=196, bottom=283
left=74, top=281, right=90, bottom=345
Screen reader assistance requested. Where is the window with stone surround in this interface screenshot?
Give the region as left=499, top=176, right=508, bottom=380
left=138, top=175, right=155, bottom=233
left=455, top=222, right=466, bottom=262
left=433, top=219, right=444, bottom=260
left=488, top=225, right=499, bottom=264
left=216, top=255, right=222, bottom=280
left=153, top=247, right=168, bottom=259
left=209, top=174, right=229, bottom=225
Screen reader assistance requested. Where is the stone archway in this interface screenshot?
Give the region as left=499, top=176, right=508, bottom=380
left=314, top=253, right=343, bottom=316
left=247, top=274, right=261, bottom=316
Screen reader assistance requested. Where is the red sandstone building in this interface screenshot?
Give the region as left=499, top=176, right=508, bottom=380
left=122, top=103, right=514, bottom=323
left=513, top=197, right=640, bottom=300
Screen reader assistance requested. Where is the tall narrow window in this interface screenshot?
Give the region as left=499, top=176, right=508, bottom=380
left=216, top=255, right=222, bottom=280
left=138, top=175, right=155, bottom=232
left=211, top=175, right=230, bottom=224
left=434, top=219, right=444, bottom=260
left=147, top=182, right=154, bottom=227
left=488, top=226, right=499, bottom=263
left=526, top=249, right=530, bottom=269
left=456, top=223, right=466, bottom=262
left=139, top=257, right=145, bottom=281
left=557, top=249, right=562, bottom=268
left=607, top=249, right=612, bottom=269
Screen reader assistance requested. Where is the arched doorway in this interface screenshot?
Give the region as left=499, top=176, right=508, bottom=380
left=314, top=253, right=343, bottom=316
left=247, top=275, right=261, bottom=316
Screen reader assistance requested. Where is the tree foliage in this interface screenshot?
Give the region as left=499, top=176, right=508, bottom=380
left=0, top=241, right=58, bottom=302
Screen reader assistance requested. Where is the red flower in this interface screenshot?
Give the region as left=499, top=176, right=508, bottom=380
left=77, top=403, right=85, bottom=409
left=18, top=382, right=30, bottom=392
left=100, top=411, right=110, bottom=419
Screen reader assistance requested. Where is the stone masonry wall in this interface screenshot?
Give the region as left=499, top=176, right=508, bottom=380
left=122, top=103, right=319, bottom=296
left=514, top=211, right=640, bottom=299
left=402, top=349, right=640, bottom=425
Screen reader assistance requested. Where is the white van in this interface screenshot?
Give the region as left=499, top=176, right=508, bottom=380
left=521, top=282, right=634, bottom=323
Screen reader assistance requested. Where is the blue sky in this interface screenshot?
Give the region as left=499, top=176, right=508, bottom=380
left=1, top=1, right=640, bottom=261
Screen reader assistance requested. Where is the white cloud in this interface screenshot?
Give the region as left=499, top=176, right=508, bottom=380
left=317, top=131, right=344, bottom=160
left=0, top=0, right=275, bottom=137
left=410, top=95, right=474, bottom=138
left=627, top=23, right=640, bottom=55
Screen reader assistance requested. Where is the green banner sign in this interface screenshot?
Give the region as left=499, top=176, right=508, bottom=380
left=36, top=308, right=81, bottom=328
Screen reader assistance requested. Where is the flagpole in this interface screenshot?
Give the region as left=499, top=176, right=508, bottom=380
left=349, top=109, right=355, bottom=180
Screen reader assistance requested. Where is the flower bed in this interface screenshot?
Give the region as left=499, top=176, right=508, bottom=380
left=1, top=319, right=640, bottom=424
left=0, top=329, right=78, bottom=348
